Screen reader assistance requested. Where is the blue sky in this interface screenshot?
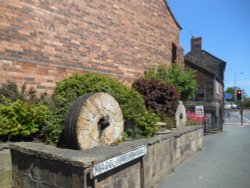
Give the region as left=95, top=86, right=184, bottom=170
left=167, top=0, right=250, bottom=96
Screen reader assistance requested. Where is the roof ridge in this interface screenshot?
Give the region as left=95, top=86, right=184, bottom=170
left=164, top=0, right=182, bottom=30
left=201, top=50, right=226, bottom=64
left=185, top=60, right=224, bottom=84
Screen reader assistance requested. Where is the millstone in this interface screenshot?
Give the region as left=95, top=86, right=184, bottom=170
left=64, top=92, right=124, bottom=150
left=175, top=101, right=187, bottom=129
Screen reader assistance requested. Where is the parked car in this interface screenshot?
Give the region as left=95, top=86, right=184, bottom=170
left=224, top=103, right=232, bottom=109
left=224, top=102, right=237, bottom=109
left=231, top=103, right=237, bottom=109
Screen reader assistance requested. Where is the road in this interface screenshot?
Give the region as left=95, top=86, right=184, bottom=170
left=224, top=109, right=250, bottom=125
left=156, top=124, right=250, bottom=188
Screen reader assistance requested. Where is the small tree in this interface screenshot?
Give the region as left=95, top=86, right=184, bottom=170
left=146, top=63, right=197, bottom=101
left=243, top=98, right=250, bottom=108
left=132, top=79, right=180, bottom=127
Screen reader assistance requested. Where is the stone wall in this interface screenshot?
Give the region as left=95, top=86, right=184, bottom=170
left=9, top=126, right=203, bottom=188
left=185, top=63, right=215, bottom=102
left=0, top=144, right=11, bottom=188
left=0, top=0, right=183, bottom=95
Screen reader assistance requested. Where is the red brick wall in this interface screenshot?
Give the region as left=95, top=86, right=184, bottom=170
left=0, top=0, right=183, bottom=94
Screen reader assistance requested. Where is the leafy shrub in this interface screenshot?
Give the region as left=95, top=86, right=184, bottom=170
left=157, top=111, right=175, bottom=129
left=0, top=81, right=39, bottom=103
left=132, top=79, right=180, bottom=124
left=186, top=119, right=200, bottom=126
left=0, top=98, right=50, bottom=141
left=131, top=111, right=159, bottom=137
left=243, top=98, right=250, bottom=108
left=146, top=63, right=197, bottom=101
left=44, top=73, right=159, bottom=144
left=0, top=82, right=50, bottom=142
left=186, top=111, right=205, bottom=124
left=0, top=81, right=19, bottom=102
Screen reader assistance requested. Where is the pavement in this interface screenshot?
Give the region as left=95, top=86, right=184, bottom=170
left=156, top=124, right=250, bottom=188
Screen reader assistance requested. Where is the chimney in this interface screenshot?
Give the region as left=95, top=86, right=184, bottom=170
left=191, top=37, right=202, bottom=52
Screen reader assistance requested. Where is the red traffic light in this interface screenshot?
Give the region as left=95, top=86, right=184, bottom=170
left=236, top=89, right=243, bottom=101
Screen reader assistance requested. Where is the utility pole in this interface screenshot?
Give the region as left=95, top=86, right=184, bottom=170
left=240, top=101, right=243, bottom=125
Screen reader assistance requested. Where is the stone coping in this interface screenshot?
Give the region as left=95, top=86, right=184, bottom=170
left=0, top=143, right=10, bottom=151
left=9, top=126, right=203, bottom=168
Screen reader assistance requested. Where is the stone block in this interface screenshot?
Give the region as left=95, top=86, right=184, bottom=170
left=114, top=178, right=125, bottom=188
left=175, top=101, right=187, bottom=129
left=0, top=148, right=11, bottom=188
left=176, top=135, right=185, bottom=148
left=159, top=139, right=171, bottom=156
left=11, top=170, right=23, bottom=188
left=198, top=137, right=204, bottom=149
left=190, top=141, right=197, bottom=152
left=55, top=172, right=72, bottom=188
left=22, top=175, right=36, bottom=188
left=175, top=148, right=182, bottom=160
left=36, top=182, right=55, bottom=188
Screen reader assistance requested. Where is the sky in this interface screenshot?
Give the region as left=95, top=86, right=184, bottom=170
left=167, top=0, right=250, bottom=96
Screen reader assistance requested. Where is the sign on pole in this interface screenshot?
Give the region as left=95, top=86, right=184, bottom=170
left=195, top=106, right=204, bottom=117
left=224, top=93, right=233, bottom=100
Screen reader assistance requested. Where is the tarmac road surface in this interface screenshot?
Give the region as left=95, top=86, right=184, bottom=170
left=224, top=109, right=250, bottom=125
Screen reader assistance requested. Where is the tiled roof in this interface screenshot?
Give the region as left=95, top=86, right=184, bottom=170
left=185, top=50, right=226, bottom=83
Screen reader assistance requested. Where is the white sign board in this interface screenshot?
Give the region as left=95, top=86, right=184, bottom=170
left=195, top=106, right=204, bottom=117
left=91, top=145, right=147, bottom=178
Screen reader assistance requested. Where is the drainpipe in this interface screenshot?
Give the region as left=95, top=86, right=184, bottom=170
left=213, top=76, right=217, bottom=129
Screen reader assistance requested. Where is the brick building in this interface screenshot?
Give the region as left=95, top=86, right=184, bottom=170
left=185, top=37, right=226, bottom=133
left=0, top=0, right=183, bottom=95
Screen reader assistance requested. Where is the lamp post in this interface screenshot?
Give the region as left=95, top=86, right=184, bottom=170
left=234, top=72, right=244, bottom=102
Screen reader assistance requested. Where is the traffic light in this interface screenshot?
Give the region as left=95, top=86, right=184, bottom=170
left=236, top=89, right=243, bottom=101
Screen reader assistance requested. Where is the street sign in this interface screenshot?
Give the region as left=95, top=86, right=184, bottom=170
left=91, top=145, right=147, bottom=178
left=224, top=93, right=233, bottom=100
left=195, top=106, right=204, bottom=117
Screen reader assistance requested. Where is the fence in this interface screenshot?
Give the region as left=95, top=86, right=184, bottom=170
left=186, top=101, right=223, bottom=133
